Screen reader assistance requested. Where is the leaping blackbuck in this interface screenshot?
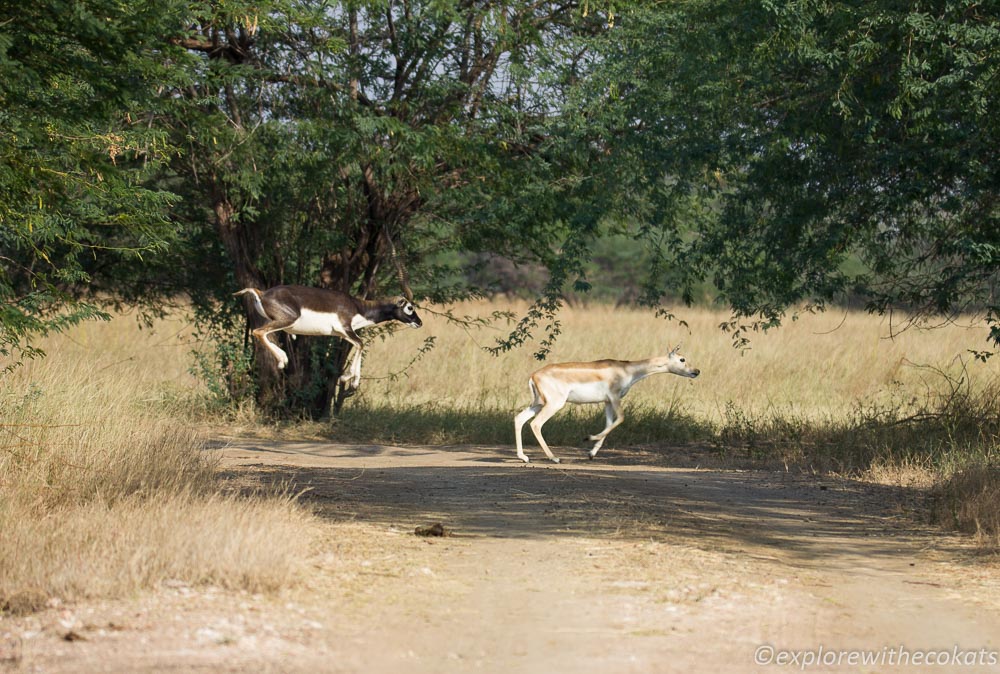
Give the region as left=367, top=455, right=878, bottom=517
left=514, top=345, right=701, bottom=463
left=234, top=285, right=422, bottom=389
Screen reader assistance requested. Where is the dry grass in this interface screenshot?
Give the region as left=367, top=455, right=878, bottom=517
left=0, top=311, right=321, bottom=614
left=5, top=297, right=998, bottom=609
left=357, top=301, right=1000, bottom=424
left=0, top=492, right=316, bottom=613
left=932, top=462, right=1000, bottom=547
left=346, top=302, right=1000, bottom=463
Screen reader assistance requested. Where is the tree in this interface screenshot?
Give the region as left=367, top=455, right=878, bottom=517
left=578, top=1, right=1000, bottom=350
left=158, top=0, right=613, bottom=416
left=0, top=0, right=180, bottom=368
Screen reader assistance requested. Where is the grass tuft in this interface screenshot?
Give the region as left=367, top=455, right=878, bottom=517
left=931, top=459, right=1000, bottom=547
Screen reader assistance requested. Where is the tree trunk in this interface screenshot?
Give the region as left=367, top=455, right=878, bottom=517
left=212, top=193, right=290, bottom=413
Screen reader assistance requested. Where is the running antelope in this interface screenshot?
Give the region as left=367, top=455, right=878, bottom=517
left=234, top=285, right=422, bottom=389
left=514, top=345, right=700, bottom=463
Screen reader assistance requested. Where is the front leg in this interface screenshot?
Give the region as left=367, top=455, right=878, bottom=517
left=587, top=402, right=617, bottom=443
left=338, top=348, right=362, bottom=388
left=348, top=348, right=363, bottom=389
left=588, top=399, right=623, bottom=459
left=336, top=328, right=365, bottom=390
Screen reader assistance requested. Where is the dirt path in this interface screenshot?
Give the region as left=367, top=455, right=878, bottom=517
left=7, top=441, right=1000, bottom=672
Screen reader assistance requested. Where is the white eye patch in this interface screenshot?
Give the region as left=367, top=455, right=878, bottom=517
left=403, top=304, right=414, bottom=315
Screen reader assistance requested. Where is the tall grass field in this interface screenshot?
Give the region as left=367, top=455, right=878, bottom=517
left=0, top=310, right=321, bottom=614
left=2, top=300, right=998, bottom=614
left=349, top=302, right=996, bottom=446
left=358, top=303, right=996, bottom=419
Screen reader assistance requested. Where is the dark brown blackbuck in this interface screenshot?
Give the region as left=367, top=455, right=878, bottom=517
left=514, top=344, right=701, bottom=463
left=234, top=285, right=422, bottom=389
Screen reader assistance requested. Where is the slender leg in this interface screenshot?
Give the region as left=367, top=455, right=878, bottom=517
left=529, top=400, right=566, bottom=464
left=334, top=328, right=364, bottom=389
left=252, top=320, right=296, bottom=369
left=348, top=347, right=364, bottom=388
left=514, top=404, right=542, bottom=463
left=588, top=398, right=624, bottom=459
left=587, top=402, right=616, bottom=442
left=248, top=296, right=298, bottom=370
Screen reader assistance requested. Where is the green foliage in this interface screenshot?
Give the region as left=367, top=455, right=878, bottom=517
left=0, top=0, right=181, bottom=365
left=190, top=334, right=256, bottom=409
left=5, top=0, right=998, bottom=413
left=147, top=0, right=617, bottom=415
left=0, top=292, right=109, bottom=371
left=578, top=0, right=1000, bottom=348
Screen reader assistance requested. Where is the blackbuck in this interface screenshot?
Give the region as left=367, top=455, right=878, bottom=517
left=234, top=285, right=422, bottom=389
left=514, top=345, right=701, bottom=463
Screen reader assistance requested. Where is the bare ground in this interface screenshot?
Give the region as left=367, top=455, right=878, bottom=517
left=4, top=440, right=1000, bottom=673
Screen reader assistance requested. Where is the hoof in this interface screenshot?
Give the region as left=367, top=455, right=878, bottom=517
left=550, top=457, right=561, bottom=464
left=339, top=376, right=361, bottom=390
left=518, top=456, right=530, bottom=464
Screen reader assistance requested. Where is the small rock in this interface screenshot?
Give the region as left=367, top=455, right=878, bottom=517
left=414, top=522, right=448, bottom=537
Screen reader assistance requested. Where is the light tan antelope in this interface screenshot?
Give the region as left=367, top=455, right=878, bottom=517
left=234, top=285, right=422, bottom=389
left=514, top=345, right=700, bottom=463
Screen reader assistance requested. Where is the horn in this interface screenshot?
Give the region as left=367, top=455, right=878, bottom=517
left=384, top=224, right=414, bottom=303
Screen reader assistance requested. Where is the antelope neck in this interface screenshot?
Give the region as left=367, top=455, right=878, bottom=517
left=624, top=358, right=659, bottom=377
left=358, top=300, right=397, bottom=324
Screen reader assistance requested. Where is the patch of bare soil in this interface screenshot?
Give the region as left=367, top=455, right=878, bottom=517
left=4, top=441, right=1000, bottom=673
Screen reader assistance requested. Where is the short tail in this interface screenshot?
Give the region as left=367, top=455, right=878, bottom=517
left=528, top=376, right=545, bottom=406
left=233, top=288, right=268, bottom=319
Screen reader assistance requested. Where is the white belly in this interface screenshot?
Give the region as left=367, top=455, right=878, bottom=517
left=565, top=382, right=612, bottom=404
left=286, top=309, right=374, bottom=337
left=287, top=309, right=348, bottom=336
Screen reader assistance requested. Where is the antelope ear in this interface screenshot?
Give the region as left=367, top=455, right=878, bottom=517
left=669, top=343, right=682, bottom=355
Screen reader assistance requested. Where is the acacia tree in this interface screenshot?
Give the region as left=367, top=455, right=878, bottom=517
left=0, top=0, right=179, bottom=367
left=158, top=1, right=613, bottom=416
left=579, top=1, right=1000, bottom=350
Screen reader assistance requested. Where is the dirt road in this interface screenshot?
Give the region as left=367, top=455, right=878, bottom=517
left=8, top=441, right=1000, bottom=672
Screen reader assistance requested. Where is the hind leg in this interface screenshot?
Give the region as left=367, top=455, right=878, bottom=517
left=252, top=320, right=296, bottom=369
left=248, top=296, right=299, bottom=370
left=514, top=404, right=542, bottom=463
left=529, top=399, right=567, bottom=464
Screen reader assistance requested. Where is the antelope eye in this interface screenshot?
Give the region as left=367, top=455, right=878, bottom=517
left=679, top=358, right=685, bottom=363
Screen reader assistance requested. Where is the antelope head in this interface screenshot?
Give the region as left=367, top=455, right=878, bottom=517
left=662, top=343, right=700, bottom=378
left=393, top=297, right=423, bottom=328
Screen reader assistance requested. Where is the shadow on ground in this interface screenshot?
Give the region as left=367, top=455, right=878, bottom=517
left=216, top=439, right=953, bottom=569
